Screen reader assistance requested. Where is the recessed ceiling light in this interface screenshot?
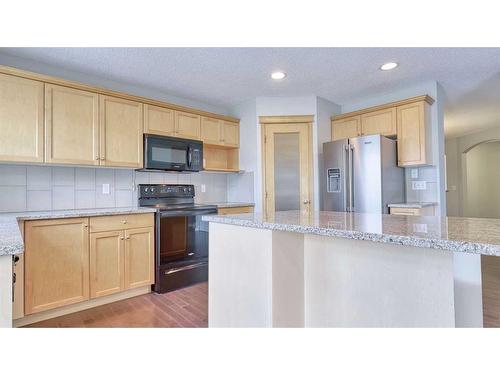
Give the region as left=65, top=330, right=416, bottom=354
left=380, top=62, right=398, bottom=71
left=271, top=71, right=287, bottom=80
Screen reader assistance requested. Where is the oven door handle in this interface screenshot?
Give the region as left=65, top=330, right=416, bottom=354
left=159, top=209, right=217, bottom=217
left=165, top=262, right=208, bottom=275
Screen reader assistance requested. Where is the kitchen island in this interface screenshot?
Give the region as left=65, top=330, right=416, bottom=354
left=202, top=211, right=494, bottom=328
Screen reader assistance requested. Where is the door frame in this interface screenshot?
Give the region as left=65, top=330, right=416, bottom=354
left=259, top=115, right=314, bottom=216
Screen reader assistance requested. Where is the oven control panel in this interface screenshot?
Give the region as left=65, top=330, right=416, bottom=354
left=139, top=184, right=195, bottom=198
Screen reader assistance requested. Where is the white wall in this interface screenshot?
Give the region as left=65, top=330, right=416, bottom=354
left=446, top=126, right=500, bottom=217
left=0, top=52, right=230, bottom=115
left=342, top=81, right=446, bottom=215
left=0, top=256, right=12, bottom=327
left=464, top=141, right=500, bottom=218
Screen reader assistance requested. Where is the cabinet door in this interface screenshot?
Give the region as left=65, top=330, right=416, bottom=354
left=90, top=231, right=125, bottom=298
left=24, top=218, right=90, bottom=315
left=100, top=95, right=144, bottom=168
left=0, top=73, right=44, bottom=162
left=144, top=104, right=175, bottom=136
left=360, top=107, right=396, bottom=137
left=175, top=111, right=200, bottom=139
left=201, top=116, right=222, bottom=145
left=397, top=101, right=427, bottom=166
left=331, top=116, right=360, bottom=140
left=45, top=84, right=99, bottom=165
left=124, top=227, right=154, bottom=290
left=222, top=121, right=239, bottom=147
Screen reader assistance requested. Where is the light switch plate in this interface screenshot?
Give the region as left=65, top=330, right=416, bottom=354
left=411, top=168, right=419, bottom=179
left=102, top=183, right=110, bottom=194
left=412, top=181, right=426, bottom=190
left=201, top=184, right=206, bottom=193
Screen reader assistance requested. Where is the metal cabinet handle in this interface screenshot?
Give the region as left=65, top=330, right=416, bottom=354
left=100, top=157, right=105, bottom=161
left=303, top=199, right=310, bottom=204
left=121, top=220, right=127, bottom=224
left=120, top=237, right=124, bottom=240
left=125, top=236, right=130, bottom=240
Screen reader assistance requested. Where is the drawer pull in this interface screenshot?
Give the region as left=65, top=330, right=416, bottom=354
left=122, top=220, right=127, bottom=224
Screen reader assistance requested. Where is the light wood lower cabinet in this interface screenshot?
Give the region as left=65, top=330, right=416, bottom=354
left=90, top=231, right=124, bottom=298
left=217, top=206, right=254, bottom=215
left=124, top=228, right=155, bottom=289
left=389, top=206, right=435, bottom=216
left=23, top=213, right=155, bottom=317
left=24, top=218, right=90, bottom=315
left=0, top=73, right=44, bottom=163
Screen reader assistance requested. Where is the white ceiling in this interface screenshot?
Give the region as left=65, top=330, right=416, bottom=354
left=2, top=47, right=500, bottom=138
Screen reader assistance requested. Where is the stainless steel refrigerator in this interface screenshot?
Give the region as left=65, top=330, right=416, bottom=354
left=322, top=134, right=404, bottom=214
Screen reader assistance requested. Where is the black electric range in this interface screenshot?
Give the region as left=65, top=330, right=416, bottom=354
left=138, top=184, right=217, bottom=293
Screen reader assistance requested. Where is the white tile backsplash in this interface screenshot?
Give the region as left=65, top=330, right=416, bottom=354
left=115, top=169, right=134, bottom=190
left=115, top=190, right=134, bottom=207
left=75, top=168, right=95, bottom=190
left=0, top=186, right=26, bottom=211
left=52, top=186, right=75, bottom=210
left=27, top=190, right=52, bottom=211
left=27, top=166, right=52, bottom=190
left=52, top=167, right=75, bottom=186
left=75, top=190, right=96, bottom=209
left=0, top=165, right=26, bottom=185
left=0, top=164, right=230, bottom=212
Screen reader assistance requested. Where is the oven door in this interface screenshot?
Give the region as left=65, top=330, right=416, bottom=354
left=157, top=208, right=216, bottom=268
left=144, top=135, right=189, bottom=171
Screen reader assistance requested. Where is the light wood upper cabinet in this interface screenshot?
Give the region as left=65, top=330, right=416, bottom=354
left=144, top=104, right=175, bottom=136
left=201, top=116, right=222, bottom=145
left=175, top=110, right=201, bottom=139
left=24, top=218, right=90, bottom=315
left=222, top=121, right=239, bottom=147
left=45, top=84, right=99, bottom=165
left=100, top=95, right=144, bottom=168
left=124, top=227, right=154, bottom=290
left=396, top=101, right=432, bottom=166
left=0, top=73, right=44, bottom=162
left=90, top=231, right=124, bottom=298
left=360, top=107, right=396, bottom=137
left=331, top=116, right=361, bottom=140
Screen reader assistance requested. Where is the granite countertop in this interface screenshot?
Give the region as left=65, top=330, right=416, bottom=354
left=0, top=207, right=157, bottom=257
left=388, top=202, right=437, bottom=208
left=204, top=202, right=255, bottom=208
left=202, top=210, right=500, bottom=256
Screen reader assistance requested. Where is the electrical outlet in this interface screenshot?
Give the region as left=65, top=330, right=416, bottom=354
left=201, top=184, right=206, bottom=193
left=411, top=168, right=419, bottom=179
left=102, top=183, right=110, bottom=194
left=412, top=181, right=426, bottom=190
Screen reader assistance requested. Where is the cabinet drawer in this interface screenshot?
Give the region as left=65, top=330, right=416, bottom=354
left=218, top=206, right=254, bottom=215
left=389, top=208, right=420, bottom=216
left=90, top=213, right=154, bottom=232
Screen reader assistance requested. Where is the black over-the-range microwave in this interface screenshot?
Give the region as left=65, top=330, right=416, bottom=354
left=142, top=134, right=203, bottom=172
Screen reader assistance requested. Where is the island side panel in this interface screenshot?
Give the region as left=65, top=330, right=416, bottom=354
left=0, top=256, right=13, bottom=327
left=272, top=230, right=304, bottom=328
left=304, top=235, right=456, bottom=328
left=208, top=222, right=273, bottom=327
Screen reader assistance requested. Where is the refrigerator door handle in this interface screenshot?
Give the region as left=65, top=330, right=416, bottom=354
left=344, top=144, right=349, bottom=212
left=348, top=144, right=354, bottom=212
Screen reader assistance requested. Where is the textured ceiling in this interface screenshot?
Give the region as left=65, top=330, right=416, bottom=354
left=2, top=47, right=500, bottom=138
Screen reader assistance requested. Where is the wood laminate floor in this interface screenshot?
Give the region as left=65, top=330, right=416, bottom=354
left=26, top=282, right=208, bottom=328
